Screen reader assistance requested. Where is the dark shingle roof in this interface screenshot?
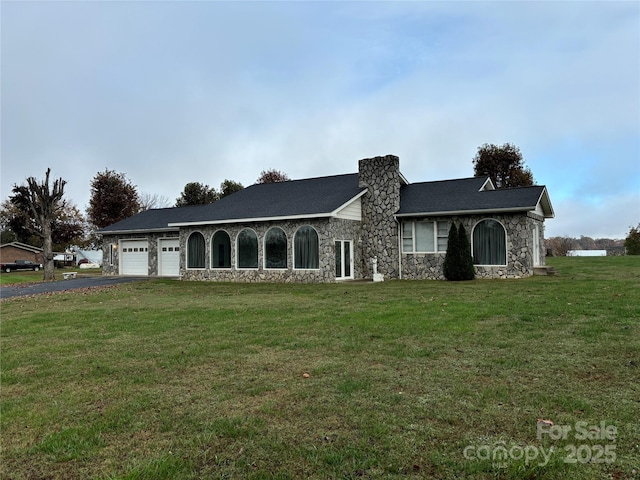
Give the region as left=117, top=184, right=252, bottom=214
left=97, top=204, right=208, bottom=233
left=168, top=173, right=363, bottom=226
left=99, top=172, right=553, bottom=233
left=99, top=173, right=363, bottom=233
left=398, top=177, right=552, bottom=217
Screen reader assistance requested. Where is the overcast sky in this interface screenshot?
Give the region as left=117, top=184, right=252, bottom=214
left=1, top=1, right=638, bottom=239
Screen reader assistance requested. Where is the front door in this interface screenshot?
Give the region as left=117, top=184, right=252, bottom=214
left=533, top=224, right=540, bottom=266
left=335, top=240, right=353, bottom=280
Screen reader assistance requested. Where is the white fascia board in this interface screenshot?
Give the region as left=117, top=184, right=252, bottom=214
left=536, top=187, right=555, bottom=218
left=399, top=172, right=410, bottom=186
left=168, top=212, right=334, bottom=227
left=395, top=206, right=537, bottom=217
left=100, top=228, right=179, bottom=235
left=330, top=190, right=367, bottom=216
left=479, top=178, right=495, bottom=191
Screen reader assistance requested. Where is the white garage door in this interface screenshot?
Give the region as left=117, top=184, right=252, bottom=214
left=158, top=238, right=180, bottom=277
left=121, top=240, right=149, bottom=276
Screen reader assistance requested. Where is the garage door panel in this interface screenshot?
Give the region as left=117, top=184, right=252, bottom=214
left=121, top=240, right=149, bottom=276
left=159, top=239, right=180, bottom=277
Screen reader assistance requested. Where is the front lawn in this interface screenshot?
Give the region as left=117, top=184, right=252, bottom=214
left=0, top=268, right=102, bottom=285
left=1, top=256, right=638, bottom=479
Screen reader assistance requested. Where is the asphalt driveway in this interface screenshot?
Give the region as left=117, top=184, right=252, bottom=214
left=0, top=276, right=149, bottom=299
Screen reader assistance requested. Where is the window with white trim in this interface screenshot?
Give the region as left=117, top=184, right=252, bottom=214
left=472, top=219, right=507, bottom=265
left=187, top=232, right=206, bottom=268
left=237, top=228, right=258, bottom=269
left=402, top=221, right=449, bottom=253
left=294, top=226, right=319, bottom=269
left=265, top=227, right=287, bottom=269
left=211, top=230, right=231, bottom=268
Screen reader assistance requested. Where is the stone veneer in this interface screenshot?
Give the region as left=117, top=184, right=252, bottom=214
left=179, top=217, right=362, bottom=283
left=358, top=155, right=401, bottom=279
left=400, top=212, right=546, bottom=280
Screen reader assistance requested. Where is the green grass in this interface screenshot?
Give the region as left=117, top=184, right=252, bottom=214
left=1, top=256, right=639, bottom=479
left=0, top=268, right=102, bottom=285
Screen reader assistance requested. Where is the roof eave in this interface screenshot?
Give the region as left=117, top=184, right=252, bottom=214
left=168, top=212, right=335, bottom=227
left=395, top=206, right=541, bottom=217
left=98, top=227, right=179, bottom=235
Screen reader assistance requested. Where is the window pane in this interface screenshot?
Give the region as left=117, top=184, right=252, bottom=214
left=187, top=232, right=205, bottom=268
left=294, top=226, right=319, bottom=269
left=402, top=223, right=413, bottom=252
left=344, top=241, right=351, bottom=277
left=415, top=222, right=434, bottom=252
left=265, top=228, right=287, bottom=268
left=473, top=219, right=506, bottom=265
left=212, top=231, right=231, bottom=268
left=335, top=241, right=342, bottom=277
left=238, top=229, right=258, bottom=268
left=437, top=221, right=449, bottom=252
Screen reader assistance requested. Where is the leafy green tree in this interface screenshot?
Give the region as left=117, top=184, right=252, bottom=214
left=87, top=170, right=141, bottom=229
left=473, top=143, right=534, bottom=188
left=256, top=169, right=290, bottom=184
left=624, top=223, right=640, bottom=255
left=175, top=182, right=218, bottom=206
left=219, top=179, right=244, bottom=199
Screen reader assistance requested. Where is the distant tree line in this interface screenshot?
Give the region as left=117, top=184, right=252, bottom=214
left=545, top=235, right=629, bottom=256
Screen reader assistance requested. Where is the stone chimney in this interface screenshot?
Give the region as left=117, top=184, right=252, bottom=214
left=358, top=155, right=401, bottom=279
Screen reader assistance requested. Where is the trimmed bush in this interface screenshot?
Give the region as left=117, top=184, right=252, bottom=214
left=443, top=222, right=475, bottom=281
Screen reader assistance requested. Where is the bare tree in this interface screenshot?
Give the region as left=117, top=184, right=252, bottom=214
left=545, top=236, right=575, bottom=257
left=16, top=168, right=67, bottom=281
left=139, top=192, right=172, bottom=211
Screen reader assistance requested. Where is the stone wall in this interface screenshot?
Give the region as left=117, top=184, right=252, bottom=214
left=179, top=217, right=362, bottom=283
left=400, top=213, right=546, bottom=280
left=358, top=155, right=401, bottom=279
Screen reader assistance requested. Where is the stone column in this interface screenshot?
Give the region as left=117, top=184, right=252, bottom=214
left=358, top=155, right=401, bottom=278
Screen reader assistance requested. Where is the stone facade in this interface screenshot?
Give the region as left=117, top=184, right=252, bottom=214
left=179, top=217, right=362, bottom=283
left=400, top=212, right=546, bottom=280
left=358, top=155, right=401, bottom=279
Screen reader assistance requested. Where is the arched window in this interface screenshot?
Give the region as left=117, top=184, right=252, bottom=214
left=473, top=219, right=506, bottom=265
left=294, top=226, right=319, bottom=269
left=265, top=227, right=287, bottom=269
left=187, top=232, right=206, bottom=269
left=237, top=228, right=258, bottom=268
left=211, top=230, right=231, bottom=268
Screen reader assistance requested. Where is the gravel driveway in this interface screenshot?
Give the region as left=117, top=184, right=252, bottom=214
left=0, top=276, right=149, bottom=299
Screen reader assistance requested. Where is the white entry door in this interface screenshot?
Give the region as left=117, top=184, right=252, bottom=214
left=533, top=225, right=541, bottom=266
left=120, top=240, right=149, bottom=276
left=335, top=240, right=353, bottom=280
left=158, top=238, right=180, bottom=277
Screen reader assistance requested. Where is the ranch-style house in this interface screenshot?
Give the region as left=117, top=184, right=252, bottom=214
left=99, top=155, right=554, bottom=282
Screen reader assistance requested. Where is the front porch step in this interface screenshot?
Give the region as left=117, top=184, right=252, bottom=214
left=533, top=266, right=556, bottom=276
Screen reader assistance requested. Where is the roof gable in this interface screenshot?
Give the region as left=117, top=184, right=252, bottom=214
left=0, top=241, right=44, bottom=253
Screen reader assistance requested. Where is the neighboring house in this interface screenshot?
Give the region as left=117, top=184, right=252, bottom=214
left=98, top=155, right=554, bottom=282
left=0, top=242, right=44, bottom=264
